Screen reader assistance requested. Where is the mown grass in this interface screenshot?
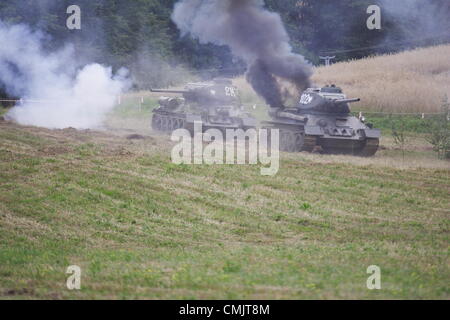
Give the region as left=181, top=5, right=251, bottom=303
left=0, top=118, right=448, bottom=299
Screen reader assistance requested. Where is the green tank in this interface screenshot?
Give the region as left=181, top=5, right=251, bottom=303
left=263, top=85, right=381, bottom=156
left=151, top=79, right=257, bottom=134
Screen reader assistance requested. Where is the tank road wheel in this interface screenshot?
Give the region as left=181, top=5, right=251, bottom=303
left=260, top=126, right=272, bottom=150
left=160, top=117, right=168, bottom=132
left=159, top=117, right=165, bottom=131
left=166, top=117, right=173, bottom=132
left=279, top=131, right=288, bottom=152
left=167, top=118, right=176, bottom=132
left=302, top=135, right=317, bottom=152
left=173, top=118, right=181, bottom=130
left=286, top=132, right=298, bottom=152
left=151, top=114, right=159, bottom=130
left=279, top=131, right=295, bottom=152
left=290, top=132, right=317, bottom=153
left=279, top=131, right=317, bottom=153
left=173, top=119, right=180, bottom=129
left=292, top=133, right=302, bottom=152
left=177, top=119, right=185, bottom=129
left=172, top=118, right=178, bottom=131
left=153, top=114, right=164, bottom=131
left=355, top=138, right=379, bottom=157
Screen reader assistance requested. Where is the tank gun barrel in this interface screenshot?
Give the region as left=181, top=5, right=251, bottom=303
left=150, top=88, right=189, bottom=94
left=333, top=98, right=360, bottom=104
left=277, top=111, right=307, bottom=122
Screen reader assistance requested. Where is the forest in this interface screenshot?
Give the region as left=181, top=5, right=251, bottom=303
left=0, top=0, right=449, bottom=90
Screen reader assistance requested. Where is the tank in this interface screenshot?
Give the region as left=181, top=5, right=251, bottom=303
left=151, top=79, right=257, bottom=134
left=263, top=85, right=381, bottom=156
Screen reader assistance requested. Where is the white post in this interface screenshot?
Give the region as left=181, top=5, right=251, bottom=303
left=319, top=56, right=336, bottom=66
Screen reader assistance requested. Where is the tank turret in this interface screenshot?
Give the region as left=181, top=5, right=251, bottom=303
left=152, top=79, right=239, bottom=107
left=294, top=86, right=361, bottom=114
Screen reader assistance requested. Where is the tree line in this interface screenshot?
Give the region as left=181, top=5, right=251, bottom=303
left=0, top=0, right=449, bottom=96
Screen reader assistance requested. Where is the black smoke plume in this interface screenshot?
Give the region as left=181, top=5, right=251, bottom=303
left=172, top=0, right=312, bottom=108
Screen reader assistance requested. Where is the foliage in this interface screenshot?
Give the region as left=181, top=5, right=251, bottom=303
left=1, top=0, right=449, bottom=89
left=363, top=115, right=428, bottom=134
left=390, top=116, right=408, bottom=159
left=426, top=96, right=450, bottom=159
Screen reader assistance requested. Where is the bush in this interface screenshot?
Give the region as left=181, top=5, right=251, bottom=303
left=426, top=96, right=450, bottom=159
left=390, top=116, right=408, bottom=159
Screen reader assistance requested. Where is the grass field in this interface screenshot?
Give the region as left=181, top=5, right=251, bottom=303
left=0, top=108, right=448, bottom=299
left=1, top=45, right=449, bottom=300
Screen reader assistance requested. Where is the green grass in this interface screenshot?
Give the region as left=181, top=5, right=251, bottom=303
left=0, top=107, right=8, bottom=117
left=0, top=118, right=449, bottom=299
left=361, top=114, right=447, bottom=134
left=109, top=96, right=158, bottom=119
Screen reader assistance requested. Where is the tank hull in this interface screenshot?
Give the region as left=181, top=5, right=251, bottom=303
left=263, top=113, right=380, bottom=156
left=152, top=109, right=257, bottom=134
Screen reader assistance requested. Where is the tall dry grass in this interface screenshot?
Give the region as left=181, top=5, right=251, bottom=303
left=313, top=45, right=450, bottom=113
left=233, top=45, right=450, bottom=113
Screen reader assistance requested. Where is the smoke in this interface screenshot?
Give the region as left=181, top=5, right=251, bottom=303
left=0, top=21, right=129, bottom=129
left=172, top=0, right=312, bottom=108
left=130, top=48, right=195, bottom=90
left=380, top=0, right=450, bottom=44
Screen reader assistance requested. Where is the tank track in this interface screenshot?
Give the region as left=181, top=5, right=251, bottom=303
left=354, top=138, right=379, bottom=157
left=152, top=112, right=255, bottom=134
left=263, top=125, right=317, bottom=153
left=152, top=113, right=186, bottom=132
left=279, top=130, right=317, bottom=152
left=320, top=138, right=379, bottom=157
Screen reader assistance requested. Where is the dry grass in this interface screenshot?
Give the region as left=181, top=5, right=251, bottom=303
left=233, top=45, right=450, bottom=113
left=313, top=45, right=450, bottom=113
left=118, top=45, right=450, bottom=114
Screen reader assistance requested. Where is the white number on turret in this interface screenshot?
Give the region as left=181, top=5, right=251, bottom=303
left=225, top=87, right=237, bottom=97
left=299, top=94, right=313, bottom=104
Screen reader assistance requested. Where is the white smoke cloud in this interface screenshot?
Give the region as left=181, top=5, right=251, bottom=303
left=0, top=21, right=130, bottom=129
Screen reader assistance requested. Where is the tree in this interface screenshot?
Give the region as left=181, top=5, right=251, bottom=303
left=427, top=96, right=450, bottom=159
